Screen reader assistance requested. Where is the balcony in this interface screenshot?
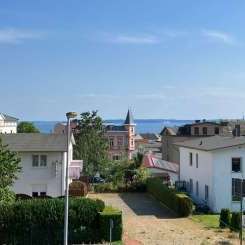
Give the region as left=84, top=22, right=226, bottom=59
left=69, top=160, right=83, bottom=180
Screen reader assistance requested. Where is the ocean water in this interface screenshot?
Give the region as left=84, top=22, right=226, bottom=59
left=33, top=119, right=193, bottom=134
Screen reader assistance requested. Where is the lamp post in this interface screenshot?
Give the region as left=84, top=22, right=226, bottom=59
left=64, top=112, right=77, bottom=245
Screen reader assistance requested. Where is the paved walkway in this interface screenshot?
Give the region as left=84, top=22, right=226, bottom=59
left=89, top=193, right=239, bottom=245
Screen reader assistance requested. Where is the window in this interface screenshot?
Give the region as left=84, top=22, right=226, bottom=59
left=196, top=153, right=198, bottom=168
left=232, top=158, right=241, bottom=172
left=189, top=153, right=193, bottom=166
left=194, top=127, right=199, bottom=136
left=131, top=139, right=134, bottom=146
left=189, top=179, right=193, bottom=193
left=203, top=127, right=207, bottom=136
left=205, top=185, right=209, bottom=201
left=32, top=192, right=38, bottom=197
left=40, top=192, right=46, bottom=197
left=112, top=155, right=120, bottom=161
left=32, top=155, right=39, bottom=167
left=196, top=181, right=199, bottom=196
left=117, top=136, right=123, bottom=146
left=32, top=155, right=47, bottom=167
left=215, top=127, right=220, bottom=135
left=232, top=178, right=245, bottom=201
left=40, top=155, right=47, bottom=167
left=109, top=137, right=114, bottom=148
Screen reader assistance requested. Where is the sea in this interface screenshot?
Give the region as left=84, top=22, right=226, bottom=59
left=33, top=119, right=193, bottom=134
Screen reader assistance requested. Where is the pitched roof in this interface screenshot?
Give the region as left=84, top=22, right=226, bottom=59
left=105, top=125, right=127, bottom=132
left=160, top=127, right=178, bottom=136
left=0, top=113, right=18, bottom=122
left=174, top=135, right=245, bottom=151
left=124, top=109, right=135, bottom=125
left=0, top=133, right=71, bottom=152
left=140, top=133, right=160, bottom=140
left=143, top=154, right=179, bottom=173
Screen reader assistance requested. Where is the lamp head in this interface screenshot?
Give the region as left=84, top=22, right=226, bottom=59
left=66, top=112, right=77, bottom=119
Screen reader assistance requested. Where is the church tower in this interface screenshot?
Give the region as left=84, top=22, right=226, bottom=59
left=124, top=109, right=136, bottom=159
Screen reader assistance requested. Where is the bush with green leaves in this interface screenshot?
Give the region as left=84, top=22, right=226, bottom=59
left=0, top=188, right=15, bottom=205
left=219, top=208, right=231, bottom=228
left=99, top=206, right=122, bottom=242
left=230, top=212, right=240, bottom=231
left=146, top=177, right=193, bottom=217
left=0, top=197, right=106, bottom=244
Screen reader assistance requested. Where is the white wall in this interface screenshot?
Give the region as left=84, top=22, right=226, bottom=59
left=179, top=147, right=214, bottom=209
left=12, top=151, right=65, bottom=197
left=0, top=121, right=17, bottom=134
left=212, top=146, right=245, bottom=212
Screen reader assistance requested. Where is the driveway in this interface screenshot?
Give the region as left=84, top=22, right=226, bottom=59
left=89, top=193, right=239, bottom=245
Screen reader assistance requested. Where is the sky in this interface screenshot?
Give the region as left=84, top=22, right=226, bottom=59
left=1, top=0, right=245, bottom=120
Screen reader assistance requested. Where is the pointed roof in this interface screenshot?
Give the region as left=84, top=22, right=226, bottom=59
left=124, top=109, right=135, bottom=125
left=0, top=113, right=18, bottom=122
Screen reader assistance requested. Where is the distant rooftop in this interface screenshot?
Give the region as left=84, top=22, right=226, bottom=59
left=0, top=113, right=18, bottom=122
left=175, top=135, right=245, bottom=151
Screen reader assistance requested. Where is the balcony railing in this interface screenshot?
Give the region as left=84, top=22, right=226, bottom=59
left=69, top=160, right=83, bottom=180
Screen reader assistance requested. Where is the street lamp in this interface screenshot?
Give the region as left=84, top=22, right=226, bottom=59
left=64, top=112, right=77, bottom=245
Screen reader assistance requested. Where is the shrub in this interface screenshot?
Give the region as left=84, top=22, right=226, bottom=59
left=219, top=209, right=231, bottom=228
left=230, top=212, right=241, bottom=231
left=0, top=187, right=15, bottom=205
left=0, top=197, right=106, bottom=244
left=146, top=177, right=193, bottom=217
left=94, top=183, right=117, bottom=193
left=99, top=206, right=122, bottom=242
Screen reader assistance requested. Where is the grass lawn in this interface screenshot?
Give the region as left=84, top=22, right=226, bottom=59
left=191, top=214, right=220, bottom=229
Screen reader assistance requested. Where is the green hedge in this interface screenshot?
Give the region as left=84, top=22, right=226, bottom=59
left=99, top=206, right=122, bottom=242
left=219, top=208, right=231, bottom=228
left=146, top=177, right=193, bottom=217
left=0, top=197, right=106, bottom=244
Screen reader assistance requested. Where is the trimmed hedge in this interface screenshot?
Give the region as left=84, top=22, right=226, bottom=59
left=0, top=197, right=106, bottom=244
left=146, top=177, right=193, bottom=217
left=230, top=212, right=241, bottom=231
left=219, top=208, right=231, bottom=228
left=99, top=206, right=122, bottom=242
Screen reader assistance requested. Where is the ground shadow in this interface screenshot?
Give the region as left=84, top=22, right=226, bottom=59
left=118, top=192, right=177, bottom=219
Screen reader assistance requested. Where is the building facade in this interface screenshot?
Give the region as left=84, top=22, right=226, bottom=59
left=1, top=133, right=83, bottom=197
left=105, top=110, right=136, bottom=160
left=176, top=136, right=245, bottom=212
left=0, top=113, right=18, bottom=134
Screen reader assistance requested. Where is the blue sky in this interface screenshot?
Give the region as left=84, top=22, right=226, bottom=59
left=1, top=0, right=245, bottom=120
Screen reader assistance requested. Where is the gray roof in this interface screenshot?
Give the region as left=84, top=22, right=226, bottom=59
left=0, top=113, right=18, bottom=122
left=105, top=125, right=127, bottom=132
left=174, top=135, right=245, bottom=151
left=124, top=109, right=135, bottom=125
left=0, top=133, right=71, bottom=152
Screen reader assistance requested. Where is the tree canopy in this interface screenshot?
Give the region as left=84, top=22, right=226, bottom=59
left=74, top=111, right=109, bottom=176
left=17, top=122, right=40, bottom=133
left=0, top=138, right=21, bottom=204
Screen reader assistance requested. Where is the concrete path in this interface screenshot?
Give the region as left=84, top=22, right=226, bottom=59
left=89, top=193, right=239, bottom=245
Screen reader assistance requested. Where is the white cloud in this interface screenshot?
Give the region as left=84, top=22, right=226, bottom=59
left=103, top=33, right=160, bottom=44
left=0, top=28, right=45, bottom=44
left=201, top=29, right=236, bottom=45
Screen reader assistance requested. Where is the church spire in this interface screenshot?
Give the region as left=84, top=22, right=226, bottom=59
left=124, top=109, right=134, bottom=125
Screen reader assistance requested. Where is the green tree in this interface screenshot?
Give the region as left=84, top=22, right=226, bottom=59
left=74, top=111, right=109, bottom=176
left=0, top=138, right=21, bottom=204
left=17, top=122, right=40, bottom=133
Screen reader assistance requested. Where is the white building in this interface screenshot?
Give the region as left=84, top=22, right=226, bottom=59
left=175, top=136, right=245, bottom=212
left=1, top=133, right=83, bottom=197
left=0, top=113, right=18, bottom=134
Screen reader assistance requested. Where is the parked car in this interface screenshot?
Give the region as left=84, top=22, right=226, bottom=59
left=89, top=176, right=105, bottom=184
